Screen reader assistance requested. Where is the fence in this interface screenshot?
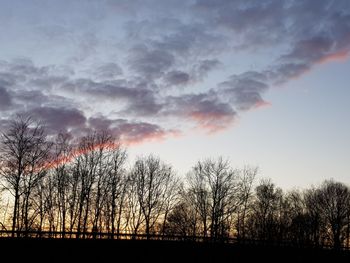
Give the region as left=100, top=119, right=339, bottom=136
left=0, top=230, right=349, bottom=251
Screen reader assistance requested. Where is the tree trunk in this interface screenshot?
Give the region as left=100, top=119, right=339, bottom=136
left=12, top=188, right=19, bottom=237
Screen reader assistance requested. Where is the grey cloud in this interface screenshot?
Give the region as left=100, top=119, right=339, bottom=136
left=269, top=63, right=310, bottom=84
left=29, top=75, right=69, bottom=91
left=194, top=0, right=287, bottom=48
left=12, top=90, right=74, bottom=111
left=152, top=20, right=226, bottom=57
left=88, top=116, right=176, bottom=144
left=270, top=11, right=350, bottom=84
left=93, top=63, right=123, bottom=80
left=0, top=86, right=12, bottom=110
left=204, top=1, right=350, bottom=110
left=0, top=60, right=80, bottom=130
left=1, top=0, right=350, bottom=141
left=195, top=59, right=221, bottom=79
left=281, top=36, right=334, bottom=63
left=0, top=117, right=11, bottom=132
left=110, top=119, right=170, bottom=144
left=125, top=18, right=226, bottom=86
left=0, top=72, right=24, bottom=87
left=220, top=71, right=269, bottom=111
left=65, top=79, right=162, bottom=116
left=164, top=70, right=190, bottom=87
left=0, top=59, right=72, bottom=91
left=88, top=116, right=113, bottom=131
left=166, top=92, right=236, bottom=132
left=8, top=58, right=49, bottom=77
left=27, top=106, right=87, bottom=135
left=128, top=45, right=175, bottom=79
left=12, top=90, right=48, bottom=107
left=194, top=0, right=350, bottom=52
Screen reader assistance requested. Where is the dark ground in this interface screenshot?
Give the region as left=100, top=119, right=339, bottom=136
left=0, top=238, right=349, bottom=262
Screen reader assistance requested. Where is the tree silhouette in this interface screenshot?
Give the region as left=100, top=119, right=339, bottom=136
left=0, top=116, right=51, bottom=236
left=316, top=180, right=350, bottom=249
left=0, top=116, right=349, bottom=252
left=130, top=155, right=179, bottom=239
left=186, top=158, right=249, bottom=240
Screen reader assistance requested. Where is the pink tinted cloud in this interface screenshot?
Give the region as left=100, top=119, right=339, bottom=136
left=42, top=129, right=182, bottom=170
left=120, top=129, right=182, bottom=146
left=317, top=50, right=349, bottom=64
left=254, top=100, right=272, bottom=109
left=188, top=111, right=236, bottom=134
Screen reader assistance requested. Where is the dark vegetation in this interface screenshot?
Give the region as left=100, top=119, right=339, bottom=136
left=0, top=116, right=349, bottom=262
left=0, top=237, right=349, bottom=263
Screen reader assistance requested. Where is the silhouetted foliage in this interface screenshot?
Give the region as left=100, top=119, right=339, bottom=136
left=0, top=116, right=350, bottom=251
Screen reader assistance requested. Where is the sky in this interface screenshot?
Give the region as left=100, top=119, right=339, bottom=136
left=0, top=0, right=349, bottom=189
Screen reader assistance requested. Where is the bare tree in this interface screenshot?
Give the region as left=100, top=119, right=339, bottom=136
left=164, top=201, right=198, bottom=238
left=164, top=188, right=199, bottom=238
left=74, top=132, right=113, bottom=237
left=124, top=174, right=144, bottom=236
left=0, top=116, right=51, bottom=236
left=316, top=180, right=350, bottom=249
left=248, top=179, right=283, bottom=241
left=51, top=133, right=72, bottom=237
left=304, top=187, right=325, bottom=246
left=187, top=158, right=243, bottom=240
left=130, top=155, right=177, bottom=239
left=105, top=144, right=127, bottom=238
left=159, top=176, right=181, bottom=237
left=283, top=190, right=306, bottom=244
left=186, top=163, right=209, bottom=238
left=236, top=166, right=257, bottom=240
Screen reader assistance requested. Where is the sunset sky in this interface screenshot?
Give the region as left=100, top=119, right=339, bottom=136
left=0, top=0, right=349, bottom=189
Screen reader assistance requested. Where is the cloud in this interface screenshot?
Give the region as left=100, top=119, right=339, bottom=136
left=128, top=45, right=175, bottom=80
left=88, top=116, right=180, bottom=145
left=7, top=58, right=48, bottom=77
left=0, top=86, right=12, bottom=110
left=194, top=0, right=287, bottom=48
left=63, top=78, right=163, bottom=116
left=268, top=63, right=311, bottom=84
left=164, top=70, right=190, bottom=87
left=195, top=59, right=221, bottom=79
left=113, top=121, right=179, bottom=145
left=281, top=36, right=334, bottom=63
left=220, top=71, right=269, bottom=111
left=166, top=93, right=236, bottom=133
left=27, top=106, right=87, bottom=135
left=205, top=1, right=350, bottom=108
left=1, top=0, right=350, bottom=144
left=124, top=17, right=226, bottom=88
left=93, top=63, right=123, bottom=80
left=270, top=10, right=350, bottom=83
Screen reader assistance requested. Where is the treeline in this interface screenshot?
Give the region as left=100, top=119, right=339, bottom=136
left=0, top=117, right=350, bottom=250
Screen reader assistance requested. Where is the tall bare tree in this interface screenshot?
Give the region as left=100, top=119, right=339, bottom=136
left=51, top=133, right=72, bottom=237
left=236, top=166, right=257, bottom=239
left=105, top=144, right=127, bottom=238
left=187, top=158, right=244, bottom=239
left=316, top=180, right=350, bottom=249
left=130, top=155, right=178, bottom=239
left=0, top=116, right=51, bottom=236
left=248, top=179, right=283, bottom=241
